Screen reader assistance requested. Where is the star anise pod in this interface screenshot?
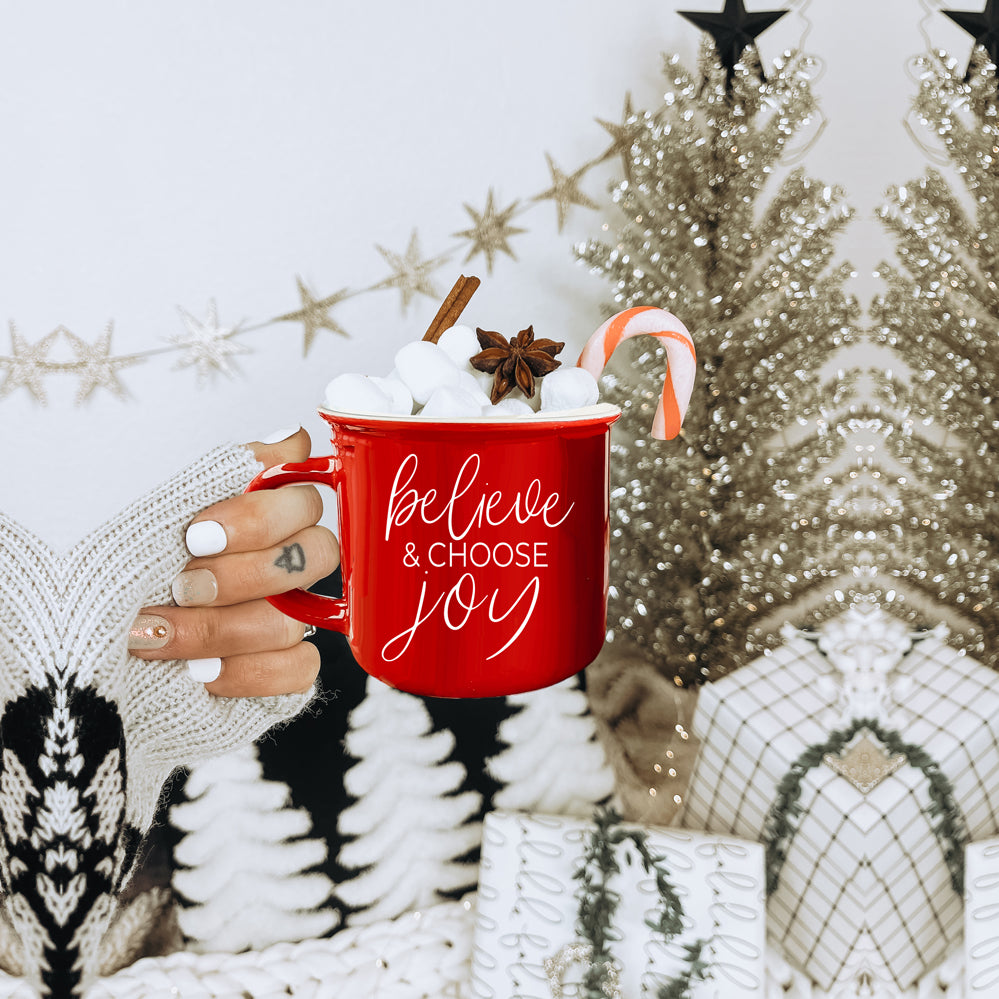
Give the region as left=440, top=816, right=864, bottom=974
left=470, top=325, right=565, bottom=403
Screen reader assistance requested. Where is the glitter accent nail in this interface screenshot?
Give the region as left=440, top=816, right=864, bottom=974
left=186, top=520, right=227, bottom=556
left=171, top=568, right=219, bottom=607
left=187, top=658, right=222, bottom=683
left=127, top=614, right=174, bottom=650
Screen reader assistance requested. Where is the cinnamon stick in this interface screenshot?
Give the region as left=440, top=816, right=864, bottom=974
left=423, top=274, right=481, bottom=343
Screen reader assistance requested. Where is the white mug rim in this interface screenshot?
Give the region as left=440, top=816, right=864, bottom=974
left=317, top=402, right=621, bottom=424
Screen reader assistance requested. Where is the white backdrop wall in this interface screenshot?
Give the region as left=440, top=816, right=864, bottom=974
left=0, top=0, right=979, bottom=548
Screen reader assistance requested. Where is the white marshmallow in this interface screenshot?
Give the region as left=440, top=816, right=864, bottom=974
left=421, top=384, right=488, bottom=419
left=394, top=340, right=462, bottom=405
left=456, top=370, right=493, bottom=409
left=324, top=373, right=394, bottom=414
left=484, top=397, right=534, bottom=417
left=524, top=388, right=543, bottom=412
left=436, top=324, right=482, bottom=367
left=371, top=373, right=413, bottom=415
left=539, top=366, right=600, bottom=413
left=465, top=367, right=497, bottom=399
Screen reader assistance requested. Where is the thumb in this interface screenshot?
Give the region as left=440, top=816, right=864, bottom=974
left=247, top=426, right=312, bottom=468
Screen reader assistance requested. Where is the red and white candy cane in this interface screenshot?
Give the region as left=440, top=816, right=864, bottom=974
left=577, top=306, right=696, bottom=440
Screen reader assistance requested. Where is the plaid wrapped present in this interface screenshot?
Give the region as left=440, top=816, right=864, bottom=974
left=683, top=622, right=999, bottom=992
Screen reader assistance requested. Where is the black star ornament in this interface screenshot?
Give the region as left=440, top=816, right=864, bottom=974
left=678, top=0, right=789, bottom=81
left=942, top=0, right=999, bottom=73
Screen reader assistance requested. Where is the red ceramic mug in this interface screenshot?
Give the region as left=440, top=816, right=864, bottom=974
left=245, top=403, right=620, bottom=698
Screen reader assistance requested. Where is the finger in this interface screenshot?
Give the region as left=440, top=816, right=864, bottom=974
left=129, top=599, right=307, bottom=661
left=172, top=525, right=340, bottom=608
left=203, top=641, right=321, bottom=698
left=249, top=426, right=311, bottom=468
left=184, top=484, right=325, bottom=558
left=184, top=427, right=319, bottom=558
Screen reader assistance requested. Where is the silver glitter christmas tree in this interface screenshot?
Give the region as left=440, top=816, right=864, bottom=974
left=872, top=47, right=999, bottom=664
left=577, top=42, right=858, bottom=685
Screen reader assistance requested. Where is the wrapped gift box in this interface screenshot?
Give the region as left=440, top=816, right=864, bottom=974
left=965, top=838, right=999, bottom=995
left=682, top=628, right=999, bottom=992
left=470, top=810, right=766, bottom=998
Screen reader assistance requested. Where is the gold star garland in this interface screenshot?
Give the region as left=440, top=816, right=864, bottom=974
left=5, top=38, right=836, bottom=408
left=454, top=190, right=527, bottom=273
left=275, top=280, right=352, bottom=357
left=62, top=325, right=140, bottom=404
left=169, top=301, right=250, bottom=384
left=0, top=326, right=59, bottom=404
left=533, top=154, right=599, bottom=233
left=373, top=230, right=449, bottom=310
left=0, top=93, right=632, bottom=405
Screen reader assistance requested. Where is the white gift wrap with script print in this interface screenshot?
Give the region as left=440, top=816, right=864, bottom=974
left=470, top=811, right=765, bottom=999
left=965, top=839, right=999, bottom=995
left=682, top=632, right=999, bottom=993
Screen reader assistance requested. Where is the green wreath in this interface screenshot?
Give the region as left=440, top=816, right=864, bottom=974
left=761, top=717, right=967, bottom=896
left=572, top=806, right=708, bottom=999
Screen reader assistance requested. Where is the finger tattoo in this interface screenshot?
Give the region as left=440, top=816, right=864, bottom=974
left=274, top=542, right=307, bottom=574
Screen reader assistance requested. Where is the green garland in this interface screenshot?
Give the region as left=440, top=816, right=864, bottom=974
left=762, top=717, right=968, bottom=896
left=573, top=806, right=708, bottom=999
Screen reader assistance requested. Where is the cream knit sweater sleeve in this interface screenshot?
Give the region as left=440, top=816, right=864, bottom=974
left=0, top=444, right=314, bottom=998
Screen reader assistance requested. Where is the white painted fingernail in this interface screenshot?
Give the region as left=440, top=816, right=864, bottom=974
left=187, top=658, right=222, bottom=683
left=186, top=520, right=227, bottom=556
left=260, top=426, right=301, bottom=445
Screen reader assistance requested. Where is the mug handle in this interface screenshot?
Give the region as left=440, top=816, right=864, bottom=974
left=244, top=456, right=349, bottom=632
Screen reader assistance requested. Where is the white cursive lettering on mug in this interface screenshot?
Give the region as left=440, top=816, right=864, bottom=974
left=380, top=573, right=541, bottom=663
left=385, top=453, right=573, bottom=542
left=380, top=451, right=571, bottom=663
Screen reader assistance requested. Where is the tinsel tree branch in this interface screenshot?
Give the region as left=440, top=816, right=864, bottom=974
left=578, top=41, right=858, bottom=684
left=874, top=47, right=999, bottom=665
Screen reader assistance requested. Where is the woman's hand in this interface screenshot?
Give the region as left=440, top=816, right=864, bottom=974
left=128, top=428, right=338, bottom=697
